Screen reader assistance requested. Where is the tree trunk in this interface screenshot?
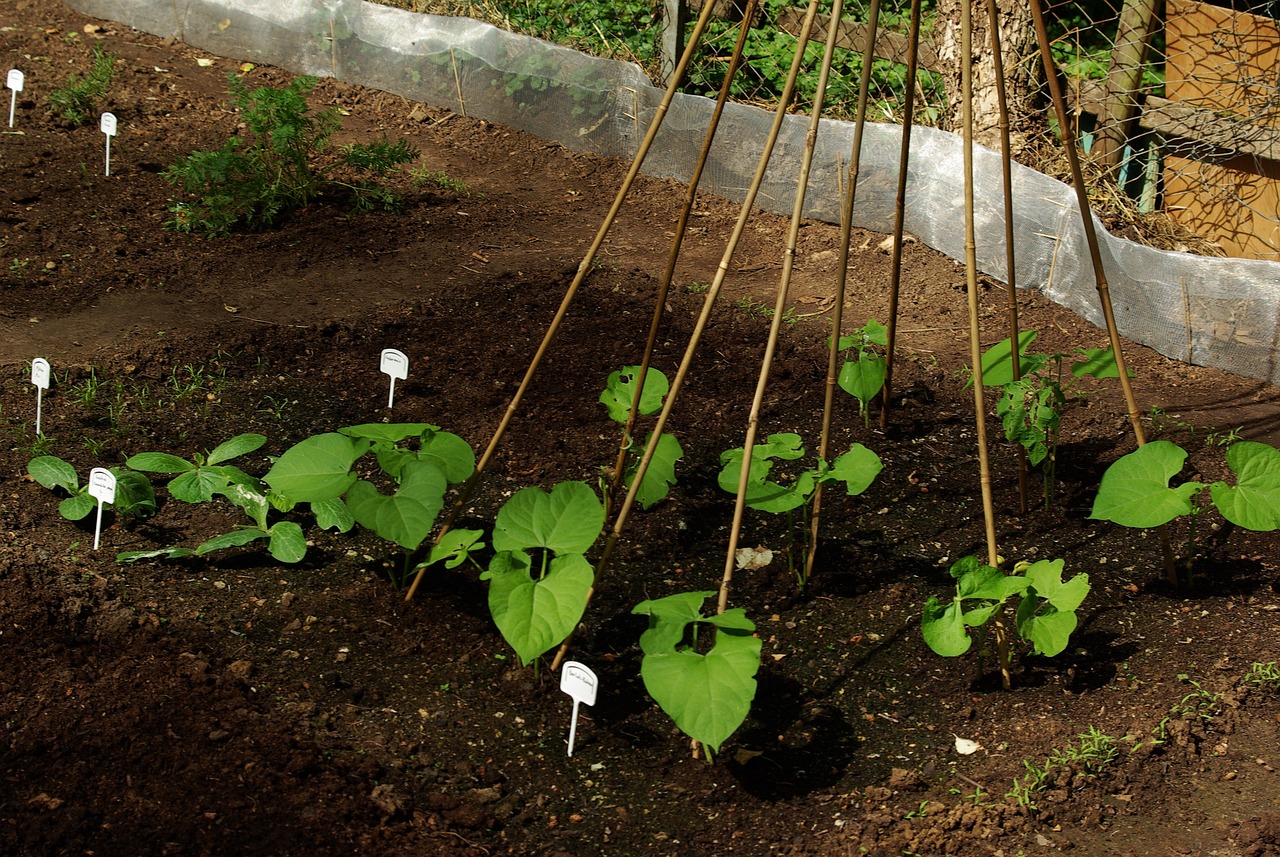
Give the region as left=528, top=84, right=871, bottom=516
left=934, top=0, right=1037, bottom=149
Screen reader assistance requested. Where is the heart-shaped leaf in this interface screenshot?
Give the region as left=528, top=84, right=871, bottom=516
left=492, top=481, right=603, bottom=555
left=346, top=460, right=447, bottom=551
left=626, top=432, right=683, bottom=509
left=263, top=432, right=360, bottom=502
left=1209, top=441, right=1280, bottom=532
left=481, top=550, right=593, bottom=666
left=1090, top=441, right=1201, bottom=528
left=599, top=366, right=669, bottom=423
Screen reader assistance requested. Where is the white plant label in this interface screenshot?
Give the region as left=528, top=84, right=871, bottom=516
left=30, top=357, right=50, bottom=436
left=6, top=69, right=22, bottom=129
left=88, top=467, right=117, bottom=551
left=100, top=112, right=117, bottom=176
left=380, top=348, right=409, bottom=410
left=560, top=660, right=598, bottom=757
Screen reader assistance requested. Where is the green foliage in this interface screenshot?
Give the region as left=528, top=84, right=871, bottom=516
left=978, top=332, right=1122, bottom=508
left=46, top=44, right=116, bottom=126
left=1091, top=440, right=1280, bottom=532
left=599, top=366, right=684, bottom=509
left=1242, top=661, right=1280, bottom=693
left=126, top=433, right=267, bottom=503
left=1006, top=726, right=1117, bottom=811
left=116, top=423, right=475, bottom=569
left=836, top=319, right=889, bottom=428
left=163, top=75, right=418, bottom=235
left=632, top=591, right=762, bottom=756
left=28, top=456, right=155, bottom=521
left=718, top=432, right=881, bottom=514
left=921, top=556, right=1090, bottom=668
left=480, top=481, right=605, bottom=665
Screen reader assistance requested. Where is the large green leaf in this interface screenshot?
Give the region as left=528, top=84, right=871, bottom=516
left=418, top=428, right=475, bottom=484
left=125, top=452, right=195, bottom=474
left=626, top=432, right=683, bottom=509
left=973, top=331, right=1046, bottom=388
left=59, top=493, right=97, bottom=521
left=196, top=527, right=269, bottom=555
left=1021, top=559, right=1089, bottom=612
left=1090, top=441, right=1201, bottom=528
left=632, top=592, right=761, bottom=754
left=481, top=550, right=594, bottom=666
left=921, top=596, right=971, bottom=656
left=345, top=460, right=447, bottom=550
left=823, top=444, right=882, bottom=495
left=28, top=456, right=80, bottom=492
left=837, top=352, right=887, bottom=405
left=599, top=366, right=669, bottom=423
left=167, top=467, right=232, bottom=504
left=1209, top=441, right=1280, bottom=532
left=492, top=481, right=603, bottom=555
left=267, top=520, right=307, bottom=563
left=263, top=433, right=360, bottom=502
left=206, top=432, right=268, bottom=465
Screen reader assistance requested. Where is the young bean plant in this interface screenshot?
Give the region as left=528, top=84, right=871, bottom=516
left=1090, top=439, right=1280, bottom=580
left=718, top=432, right=881, bottom=586
left=28, top=456, right=156, bottom=522
left=836, top=319, right=888, bottom=429
left=598, top=365, right=683, bottom=509
left=921, top=556, right=1090, bottom=689
left=977, top=331, right=1123, bottom=508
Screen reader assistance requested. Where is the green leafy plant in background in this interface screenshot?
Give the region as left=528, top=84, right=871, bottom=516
left=718, top=432, right=881, bottom=586
left=1089, top=440, right=1280, bottom=580
left=836, top=319, right=889, bottom=429
left=163, top=75, right=419, bottom=236
left=599, top=366, right=683, bottom=509
left=46, top=44, right=117, bottom=126
left=977, top=331, right=1124, bottom=508
left=1006, top=726, right=1118, bottom=811
left=27, top=456, right=156, bottom=522
left=632, top=590, right=762, bottom=759
left=116, top=423, right=475, bottom=570
left=126, top=433, right=267, bottom=503
left=479, top=481, right=604, bottom=666
left=921, top=556, right=1090, bottom=688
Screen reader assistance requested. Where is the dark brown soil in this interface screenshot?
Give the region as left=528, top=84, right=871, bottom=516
left=3, top=3, right=1279, bottom=856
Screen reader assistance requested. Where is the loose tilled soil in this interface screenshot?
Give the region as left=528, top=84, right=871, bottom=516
left=3, top=3, right=1279, bottom=855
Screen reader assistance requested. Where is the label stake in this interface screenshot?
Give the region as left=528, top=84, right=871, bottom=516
left=30, top=357, right=50, bottom=435
left=559, top=661, right=598, bottom=757
left=6, top=69, right=22, bottom=128
left=380, top=348, right=409, bottom=410
left=100, top=112, right=117, bottom=176
left=87, top=467, right=117, bottom=551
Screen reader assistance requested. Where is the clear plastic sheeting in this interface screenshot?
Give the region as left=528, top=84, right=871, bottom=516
left=66, top=0, right=1280, bottom=384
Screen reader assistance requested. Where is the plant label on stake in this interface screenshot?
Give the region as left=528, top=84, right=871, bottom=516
left=30, top=357, right=50, bottom=436
left=100, top=112, right=117, bottom=176
left=6, top=69, right=22, bottom=128
left=380, top=348, right=408, bottom=410
left=559, top=660, right=598, bottom=757
left=87, top=467, right=116, bottom=550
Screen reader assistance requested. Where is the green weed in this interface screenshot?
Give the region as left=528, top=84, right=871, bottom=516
left=47, top=44, right=117, bottom=126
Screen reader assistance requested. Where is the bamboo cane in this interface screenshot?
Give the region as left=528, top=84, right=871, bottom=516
left=549, top=0, right=827, bottom=669
left=803, top=0, right=884, bottom=583
left=983, top=0, right=1030, bottom=515
left=717, top=0, right=849, bottom=615
left=878, top=0, right=923, bottom=432
left=607, top=0, right=760, bottom=509
left=1028, top=0, right=1177, bottom=585
left=404, top=0, right=724, bottom=602
left=961, top=0, right=1008, bottom=691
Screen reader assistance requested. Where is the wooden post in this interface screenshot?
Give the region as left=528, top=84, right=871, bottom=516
left=660, top=0, right=688, bottom=85
left=1093, top=0, right=1159, bottom=172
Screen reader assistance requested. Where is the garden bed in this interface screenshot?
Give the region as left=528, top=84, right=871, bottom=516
left=2, top=3, right=1279, bottom=855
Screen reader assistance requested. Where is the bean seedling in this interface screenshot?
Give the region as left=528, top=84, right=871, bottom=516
left=921, top=556, right=1090, bottom=689
left=598, top=365, right=683, bottom=509
left=27, top=455, right=155, bottom=522
left=835, top=319, right=888, bottom=429
left=632, top=590, right=762, bottom=759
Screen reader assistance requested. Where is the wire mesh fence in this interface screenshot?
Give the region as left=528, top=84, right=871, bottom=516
left=383, top=0, right=1277, bottom=260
